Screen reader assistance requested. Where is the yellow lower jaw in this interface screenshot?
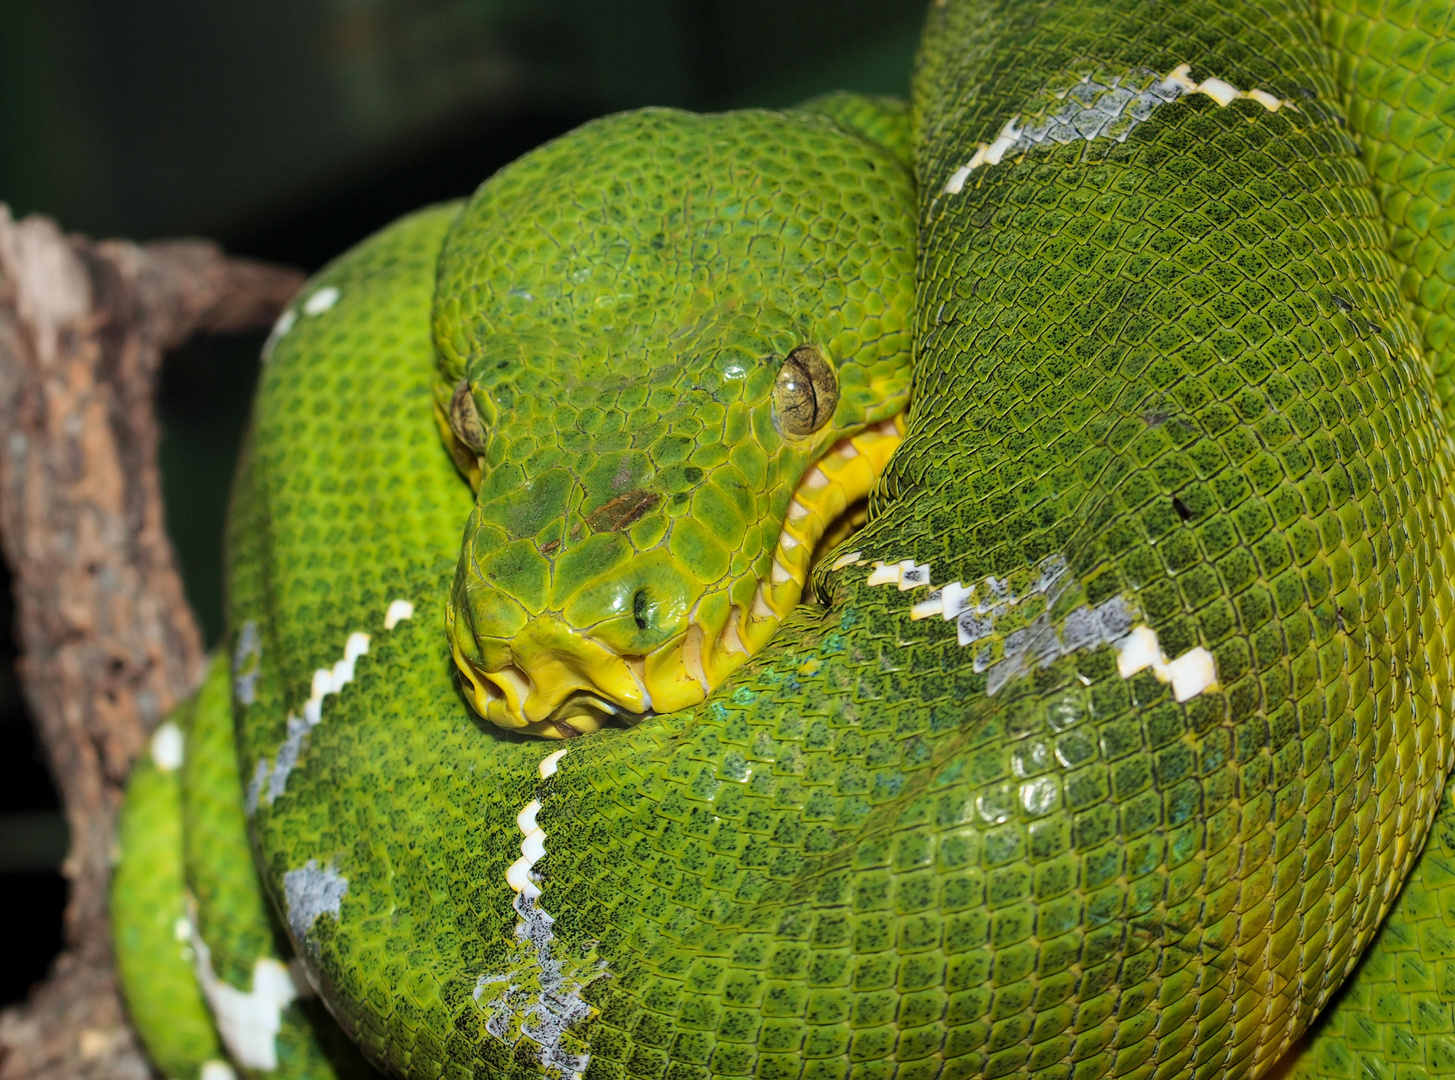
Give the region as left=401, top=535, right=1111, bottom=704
left=456, top=618, right=651, bottom=737
left=647, top=413, right=907, bottom=705
left=454, top=643, right=596, bottom=739
left=741, top=414, right=905, bottom=652
left=455, top=413, right=906, bottom=734
left=642, top=624, right=709, bottom=714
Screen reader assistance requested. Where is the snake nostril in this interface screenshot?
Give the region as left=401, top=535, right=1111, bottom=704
left=633, top=590, right=650, bottom=631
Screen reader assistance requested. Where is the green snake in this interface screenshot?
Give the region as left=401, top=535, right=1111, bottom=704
left=109, top=1, right=1455, bottom=1078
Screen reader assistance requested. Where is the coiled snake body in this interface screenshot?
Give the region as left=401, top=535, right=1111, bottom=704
left=111, top=1, right=1455, bottom=1078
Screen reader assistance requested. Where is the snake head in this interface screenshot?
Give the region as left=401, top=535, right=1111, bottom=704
left=435, top=107, right=915, bottom=737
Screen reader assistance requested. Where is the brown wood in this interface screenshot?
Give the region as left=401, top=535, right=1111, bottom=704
left=0, top=205, right=304, bottom=1079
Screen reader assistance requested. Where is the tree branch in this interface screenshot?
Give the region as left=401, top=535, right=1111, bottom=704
left=0, top=205, right=304, bottom=1079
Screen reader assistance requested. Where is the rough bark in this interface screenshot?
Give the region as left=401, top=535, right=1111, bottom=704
left=0, top=205, right=304, bottom=1079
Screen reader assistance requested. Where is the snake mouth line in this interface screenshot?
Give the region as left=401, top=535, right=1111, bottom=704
left=650, top=412, right=904, bottom=716
left=453, top=413, right=907, bottom=738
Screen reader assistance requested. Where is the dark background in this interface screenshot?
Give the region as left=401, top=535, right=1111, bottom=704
left=0, top=0, right=926, bottom=1007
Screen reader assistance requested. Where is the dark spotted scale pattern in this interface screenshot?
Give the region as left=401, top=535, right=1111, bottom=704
left=873, top=0, right=1455, bottom=1075
left=1323, top=0, right=1455, bottom=411
left=1244, top=3, right=1455, bottom=1077
left=225, top=5, right=1455, bottom=1080
left=1284, top=785, right=1455, bottom=1080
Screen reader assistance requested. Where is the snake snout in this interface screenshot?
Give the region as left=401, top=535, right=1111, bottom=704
left=449, top=415, right=911, bottom=737
left=448, top=599, right=654, bottom=738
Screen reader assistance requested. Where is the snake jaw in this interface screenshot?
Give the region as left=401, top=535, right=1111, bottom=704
left=640, top=624, right=711, bottom=714
left=619, top=414, right=907, bottom=717
left=450, top=412, right=907, bottom=734
left=734, top=414, right=906, bottom=658
left=448, top=612, right=652, bottom=738
left=636, top=414, right=910, bottom=714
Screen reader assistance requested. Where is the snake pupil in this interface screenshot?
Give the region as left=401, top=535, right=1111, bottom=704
left=448, top=378, right=488, bottom=454
left=772, top=346, right=839, bottom=437
left=633, top=590, right=650, bottom=630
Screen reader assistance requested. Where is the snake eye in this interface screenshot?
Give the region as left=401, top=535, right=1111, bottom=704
left=772, top=345, right=838, bottom=438
left=449, top=379, right=489, bottom=454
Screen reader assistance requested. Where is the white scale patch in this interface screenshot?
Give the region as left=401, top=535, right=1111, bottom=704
left=200, top=1061, right=237, bottom=1080
left=384, top=598, right=415, bottom=629
left=868, top=555, right=1218, bottom=700
left=282, top=859, right=349, bottom=950
left=943, top=63, right=1296, bottom=193
left=260, top=309, right=296, bottom=364
left=505, top=749, right=568, bottom=898
left=232, top=620, right=262, bottom=707
left=302, top=286, right=341, bottom=315
left=150, top=721, right=183, bottom=772
left=260, top=286, right=341, bottom=363
left=868, top=558, right=932, bottom=589
left=1115, top=624, right=1219, bottom=702
left=473, top=746, right=603, bottom=1079
left=187, top=905, right=301, bottom=1071
left=246, top=599, right=414, bottom=813
left=246, top=632, right=367, bottom=812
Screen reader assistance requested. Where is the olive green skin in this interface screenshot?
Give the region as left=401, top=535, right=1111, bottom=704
left=802, top=92, right=914, bottom=165
left=117, top=104, right=917, bottom=1080
left=112, top=198, right=458, bottom=1080
left=190, top=653, right=383, bottom=1080
left=1322, top=0, right=1455, bottom=414
left=438, top=106, right=915, bottom=727
left=1280, top=782, right=1455, bottom=1080
left=885, top=1, right=1455, bottom=1074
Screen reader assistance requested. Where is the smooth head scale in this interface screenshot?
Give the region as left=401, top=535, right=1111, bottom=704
left=433, top=107, right=916, bottom=736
